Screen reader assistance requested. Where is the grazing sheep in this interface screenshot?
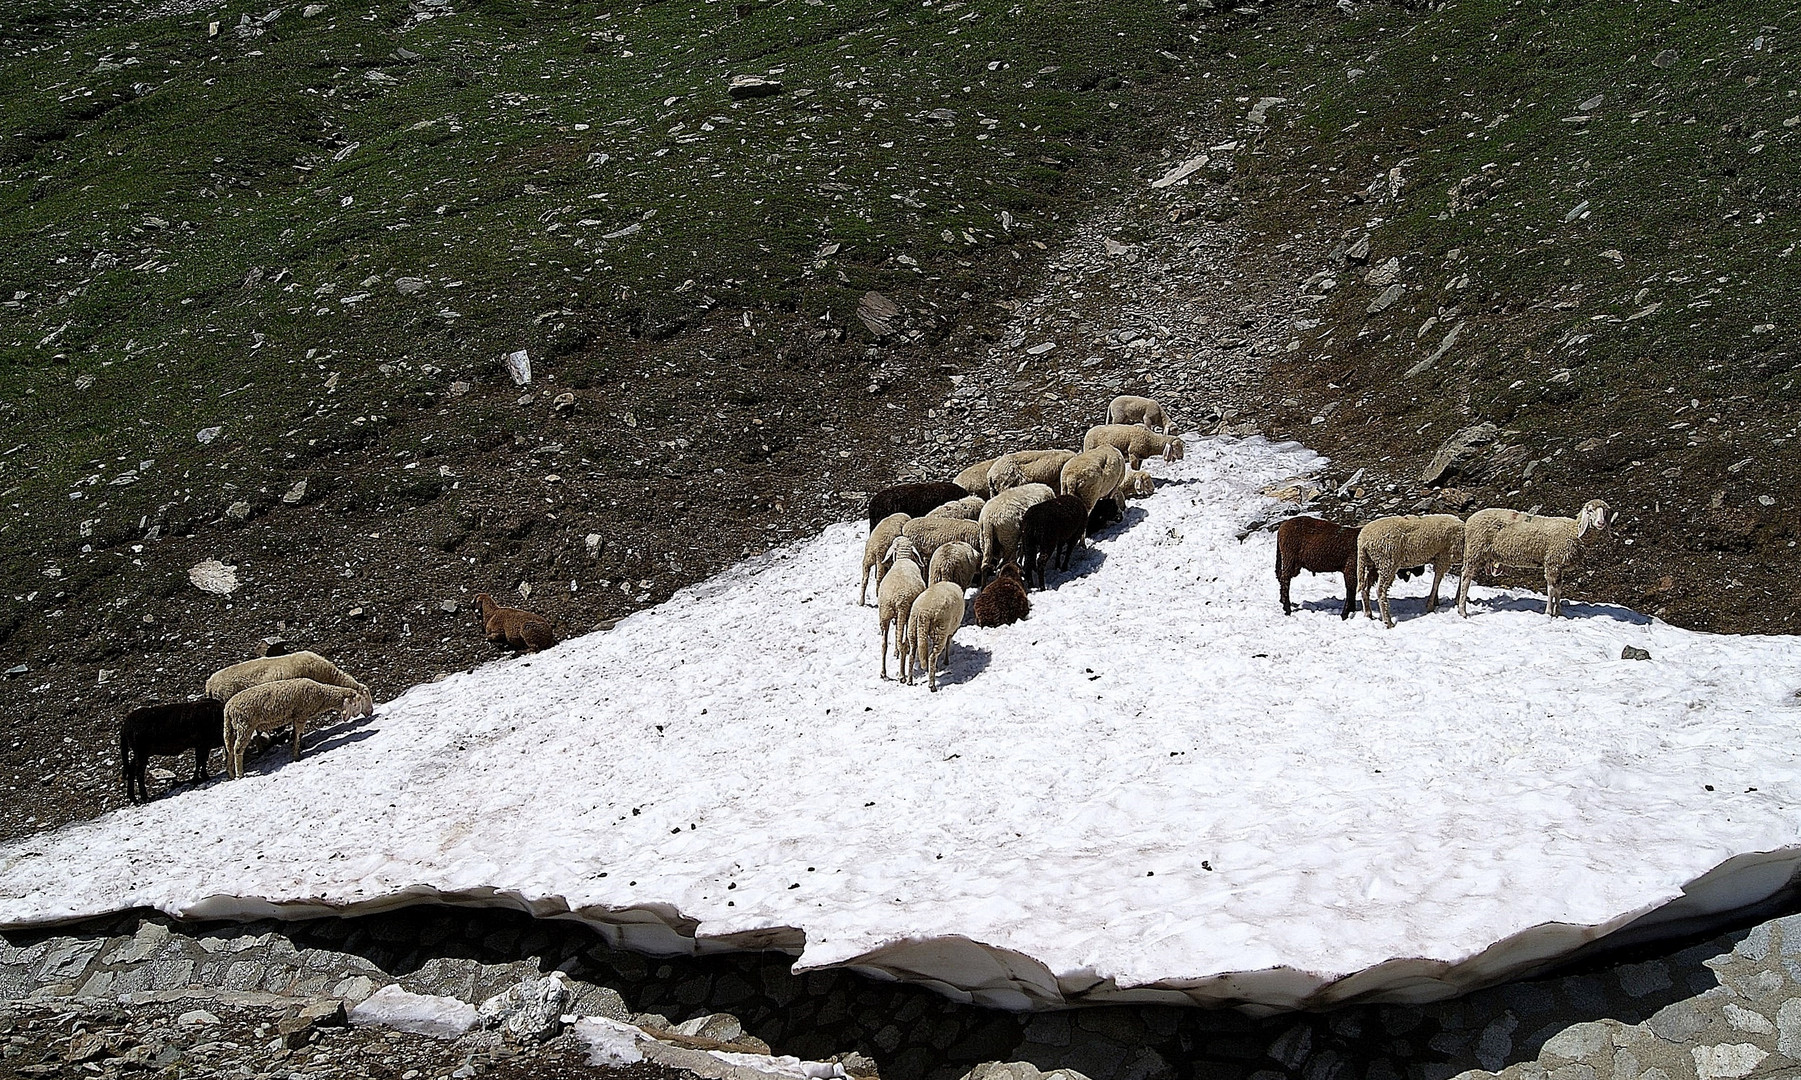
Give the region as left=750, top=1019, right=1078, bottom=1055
left=1087, top=495, right=1124, bottom=536
left=876, top=536, right=927, bottom=681
left=924, top=495, right=986, bottom=521
left=972, top=563, right=1031, bottom=626
left=1275, top=516, right=1361, bottom=620
left=1106, top=395, right=1172, bottom=434
left=977, top=482, right=1056, bottom=579
left=927, top=540, right=981, bottom=592
left=901, top=515, right=983, bottom=567
left=120, top=699, right=226, bottom=803
left=1082, top=424, right=1186, bottom=468
left=868, top=481, right=969, bottom=530
left=1019, top=494, right=1091, bottom=590
left=953, top=457, right=1000, bottom=498
left=1121, top=469, right=1156, bottom=498
left=223, top=677, right=363, bottom=779
left=475, top=593, right=555, bottom=652
left=906, top=581, right=967, bottom=691
left=1456, top=499, right=1613, bottom=618
left=206, top=651, right=373, bottom=717
left=1059, top=445, right=1128, bottom=514
left=988, top=450, right=1076, bottom=496
left=1357, top=514, right=1466, bottom=629
left=860, top=512, right=912, bottom=606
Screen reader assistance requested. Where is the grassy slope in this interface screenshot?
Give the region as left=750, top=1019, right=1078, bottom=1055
left=0, top=0, right=1193, bottom=638
left=1203, top=0, right=1799, bottom=631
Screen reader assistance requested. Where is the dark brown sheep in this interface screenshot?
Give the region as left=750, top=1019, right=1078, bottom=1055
left=972, top=563, right=1031, bottom=627
left=1275, top=516, right=1361, bottom=619
left=1018, top=495, right=1090, bottom=590
left=120, top=699, right=226, bottom=804
left=475, top=593, right=555, bottom=652
left=1276, top=516, right=1417, bottom=619
left=867, top=482, right=970, bottom=531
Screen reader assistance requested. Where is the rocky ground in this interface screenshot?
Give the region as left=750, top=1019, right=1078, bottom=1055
left=4, top=899, right=1798, bottom=1080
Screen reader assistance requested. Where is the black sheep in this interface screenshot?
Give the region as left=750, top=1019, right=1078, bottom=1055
left=867, top=481, right=970, bottom=531
left=120, top=699, right=226, bottom=804
left=1018, top=494, right=1090, bottom=590
left=1086, top=494, right=1124, bottom=536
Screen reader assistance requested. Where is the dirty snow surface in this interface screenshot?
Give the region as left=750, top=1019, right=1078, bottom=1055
left=5, top=436, right=1801, bottom=1011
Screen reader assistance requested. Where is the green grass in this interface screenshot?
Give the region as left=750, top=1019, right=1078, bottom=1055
left=0, top=0, right=1194, bottom=613
left=1206, top=0, right=1798, bottom=470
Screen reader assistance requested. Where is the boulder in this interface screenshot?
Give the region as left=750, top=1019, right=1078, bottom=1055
left=1421, top=422, right=1499, bottom=486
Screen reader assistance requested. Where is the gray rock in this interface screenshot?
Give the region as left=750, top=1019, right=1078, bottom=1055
left=1621, top=647, right=1651, bottom=661
left=857, top=291, right=901, bottom=338
left=1652, top=49, right=1678, bottom=68
left=394, top=276, right=427, bottom=294
left=1364, top=257, right=1401, bottom=287
left=282, top=479, right=308, bottom=504
left=1618, top=961, right=1673, bottom=997
left=1774, top=998, right=1801, bottom=1058
left=1690, top=1044, right=1766, bottom=1080
left=479, top=973, right=569, bottom=1043
left=226, top=500, right=252, bottom=521
left=728, top=75, right=784, bottom=99
left=1648, top=1000, right=1705, bottom=1043
left=1367, top=283, right=1404, bottom=314
left=1345, top=237, right=1371, bottom=263
left=673, top=1012, right=744, bottom=1043
left=1421, top=421, right=1499, bottom=485
left=1544, top=1024, right=1612, bottom=1063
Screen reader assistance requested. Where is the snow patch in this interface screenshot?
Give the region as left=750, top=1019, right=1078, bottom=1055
left=4, top=436, right=1801, bottom=1010
left=349, top=984, right=479, bottom=1038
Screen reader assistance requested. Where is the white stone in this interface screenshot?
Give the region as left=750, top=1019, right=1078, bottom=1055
left=350, top=984, right=477, bottom=1038
left=1691, top=1044, right=1766, bottom=1080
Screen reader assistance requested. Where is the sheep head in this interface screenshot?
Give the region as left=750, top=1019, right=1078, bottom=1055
left=884, top=535, right=921, bottom=568
left=1576, top=499, right=1612, bottom=540
left=1163, top=438, right=1186, bottom=462
left=334, top=688, right=364, bottom=722
left=349, top=684, right=375, bottom=718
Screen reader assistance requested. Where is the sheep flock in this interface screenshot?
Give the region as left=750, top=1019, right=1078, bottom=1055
left=116, top=393, right=1618, bottom=799
left=865, top=394, right=1619, bottom=688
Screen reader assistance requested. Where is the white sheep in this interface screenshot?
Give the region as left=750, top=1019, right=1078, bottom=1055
left=1105, top=395, right=1172, bottom=434
left=977, top=482, right=1055, bottom=579
left=1082, top=424, right=1186, bottom=468
left=206, top=651, right=373, bottom=717
left=1456, top=499, right=1613, bottom=618
left=954, top=457, right=1000, bottom=498
left=223, top=677, right=364, bottom=779
left=927, top=540, right=980, bottom=592
left=1356, top=514, right=1466, bottom=629
left=1058, top=445, right=1127, bottom=514
left=1121, top=469, right=1155, bottom=498
left=924, top=495, right=986, bottom=521
left=987, top=450, right=1076, bottom=495
left=900, top=515, right=982, bottom=566
left=906, top=581, right=966, bottom=692
left=860, top=512, right=911, bottom=606
left=876, top=536, right=927, bottom=681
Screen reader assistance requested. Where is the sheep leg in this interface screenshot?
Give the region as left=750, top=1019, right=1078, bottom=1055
left=858, top=567, right=870, bottom=607
left=1279, top=570, right=1293, bottom=616
left=1339, top=566, right=1357, bottom=621
left=1358, top=553, right=1377, bottom=619
left=1545, top=565, right=1562, bottom=617
left=1425, top=560, right=1447, bottom=614
left=192, top=745, right=209, bottom=784
left=928, top=636, right=941, bottom=693
left=1456, top=545, right=1479, bottom=617
left=880, top=619, right=891, bottom=680
left=1378, top=566, right=1397, bottom=629
left=292, top=719, right=304, bottom=762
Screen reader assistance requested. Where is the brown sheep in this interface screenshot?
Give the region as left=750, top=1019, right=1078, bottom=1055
left=972, top=563, right=1031, bottom=627
left=120, top=699, right=226, bottom=803
left=1018, top=495, right=1090, bottom=590
left=475, top=593, right=555, bottom=652
left=1275, top=516, right=1362, bottom=620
